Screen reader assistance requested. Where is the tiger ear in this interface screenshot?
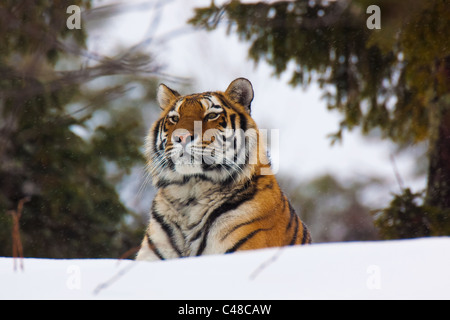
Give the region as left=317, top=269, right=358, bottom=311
left=157, top=84, right=180, bottom=110
left=225, top=78, right=254, bottom=114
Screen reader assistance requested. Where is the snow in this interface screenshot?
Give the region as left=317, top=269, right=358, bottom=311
left=1, top=237, right=449, bottom=300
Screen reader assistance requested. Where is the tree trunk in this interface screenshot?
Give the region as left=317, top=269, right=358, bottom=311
left=426, top=56, right=450, bottom=213
left=426, top=105, right=450, bottom=211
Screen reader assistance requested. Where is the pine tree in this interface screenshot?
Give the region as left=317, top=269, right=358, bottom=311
left=190, top=0, right=450, bottom=238
left=0, top=1, right=159, bottom=258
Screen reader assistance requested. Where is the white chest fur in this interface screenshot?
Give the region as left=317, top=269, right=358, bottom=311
left=154, top=178, right=231, bottom=239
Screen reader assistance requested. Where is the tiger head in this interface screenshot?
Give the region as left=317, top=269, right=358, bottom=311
left=145, top=78, right=270, bottom=187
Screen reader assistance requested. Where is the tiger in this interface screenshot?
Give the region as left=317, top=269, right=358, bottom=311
left=135, top=78, right=311, bottom=261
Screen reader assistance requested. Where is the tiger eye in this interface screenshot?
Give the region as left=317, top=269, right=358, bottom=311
left=168, top=115, right=179, bottom=124
left=205, top=113, right=220, bottom=121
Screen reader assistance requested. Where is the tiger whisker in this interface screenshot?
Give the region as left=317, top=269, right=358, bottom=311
left=136, top=166, right=153, bottom=198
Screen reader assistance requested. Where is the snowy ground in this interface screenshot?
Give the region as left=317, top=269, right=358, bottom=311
left=1, top=237, right=449, bottom=300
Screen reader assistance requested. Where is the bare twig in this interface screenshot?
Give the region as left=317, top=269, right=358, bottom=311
left=118, top=246, right=141, bottom=262
left=390, top=154, right=405, bottom=192
left=7, top=197, right=31, bottom=271
left=93, top=245, right=142, bottom=295
left=93, top=261, right=137, bottom=296
left=249, top=247, right=285, bottom=281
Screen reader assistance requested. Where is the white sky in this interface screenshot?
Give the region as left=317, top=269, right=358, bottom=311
left=87, top=0, right=426, bottom=207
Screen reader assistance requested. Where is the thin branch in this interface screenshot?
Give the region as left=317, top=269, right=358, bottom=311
left=93, top=261, right=137, bottom=296
left=118, top=246, right=141, bottom=261
left=390, top=154, right=405, bottom=192
left=7, top=197, right=31, bottom=272
left=249, top=247, right=285, bottom=281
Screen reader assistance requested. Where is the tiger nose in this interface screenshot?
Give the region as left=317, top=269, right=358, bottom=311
left=172, top=132, right=195, bottom=146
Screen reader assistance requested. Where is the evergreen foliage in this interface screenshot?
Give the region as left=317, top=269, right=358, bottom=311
left=190, top=0, right=450, bottom=238
left=373, top=188, right=450, bottom=239
left=0, top=1, right=157, bottom=258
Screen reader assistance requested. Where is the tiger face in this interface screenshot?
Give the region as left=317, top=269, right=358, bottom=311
left=146, top=78, right=267, bottom=186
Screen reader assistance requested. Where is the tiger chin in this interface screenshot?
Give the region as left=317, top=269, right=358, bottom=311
left=136, top=78, right=311, bottom=261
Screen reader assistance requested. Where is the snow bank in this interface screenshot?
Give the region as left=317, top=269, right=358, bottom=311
left=1, top=237, right=449, bottom=300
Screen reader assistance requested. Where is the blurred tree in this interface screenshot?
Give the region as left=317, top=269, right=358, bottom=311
left=279, top=174, right=380, bottom=242
left=372, top=188, right=447, bottom=240
left=0, top=1, right=160, bottom=258
left=190, top=0, right=450, bottom=239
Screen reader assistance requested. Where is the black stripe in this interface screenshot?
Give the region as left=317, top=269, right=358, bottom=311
left=195, top=180, right=259, bottom=256
left=221, top=169, right=241, bottom=186
left=156, top=174, right=213, bottom=188
left=286, top=200, right=296, bottom=231
left=301, top=222, right=310, bottom=244
left=225, top=228, right=271, bottom=254
left=189, top=227, right=203, bottom=242
left=220, top=215, right=269, bottom=242
left=289, top=214, right=299, bottom=246
left=233, top=136, right=240, bottom=163
left=218, top=116, right=227, bottom=128
left=185, top=197, right=197, bottom=207
left=239, top=113, right=247, bottom=132
left=216, top=94, right=251, bottom=128
left=146, top=233, right=165, bottom=260
left=229, top=114, right=236, bottom=131
left=215, top=94, right=233, bottom=111
left=152, top=209, right=182, bottom=257
left=152, top=119, right=163, bottom=153
left=218, top=103, right=228, bottom=119
left=155, top=178, right=173, bottom=189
